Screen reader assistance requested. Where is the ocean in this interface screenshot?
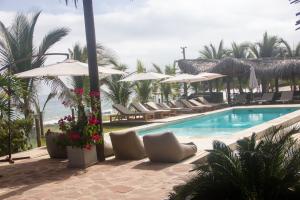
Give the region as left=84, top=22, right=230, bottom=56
left=40, top=94, right=113, bottom=124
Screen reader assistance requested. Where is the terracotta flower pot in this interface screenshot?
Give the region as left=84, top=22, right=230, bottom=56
left=67, top=145, right=98, bottom=168
left=45, top=132, right=67, bottom=159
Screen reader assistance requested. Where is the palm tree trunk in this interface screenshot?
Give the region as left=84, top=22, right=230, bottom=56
left=292, top=74, right=296, bottom=91
left=82, top=0, right=104, bottom=161
left=275, top=78, right=279, bottom=92
left=208, top=81, right=213, bottom=93
left=183, top=83, right=188, bottom=99
left=238, top=77, right=243, bottom=93
left=226, top=77, right=231, bottom=103
left=261, top=79, right=267, bottom=93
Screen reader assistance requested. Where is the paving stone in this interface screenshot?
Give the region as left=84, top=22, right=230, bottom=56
left=0, top=148, right=193, bottom=200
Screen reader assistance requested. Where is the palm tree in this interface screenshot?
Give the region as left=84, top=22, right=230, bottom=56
left=135, top=60, right=152, bottom=103
left=169, top=126, right=300, bottom=200
left=249, top=32, right=281, bottom=93
left=153, top=64, right=176, bottom=102
left=64, top=0, right=105, bottom=161
left=199, top=40, right=228, bottom=59
left=228, top=42, right=251, bottom=93
left=280, top=39, right=300, bottom=58
left=249, top=32, right=280, bottom=58
left=102, top=62, right=132, bottom=106
left=0, top=12, right=69, bottom=118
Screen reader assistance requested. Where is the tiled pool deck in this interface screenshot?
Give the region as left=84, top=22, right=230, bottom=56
left=0, top=148, right=194, bottom=200
left=1, top=105, right=300, bottom=199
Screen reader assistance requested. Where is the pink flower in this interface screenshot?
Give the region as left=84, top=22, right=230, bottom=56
left=85, top=144, right=92, bottom=150
left=89, top=91, right=100, bottom=97
left=91, top=133, right=101, bottom=142
left=69, top=131, right=80, bottom=141
left=88, top=115, right=98, bottom=125
left=74, top=88, right=84, bottom=95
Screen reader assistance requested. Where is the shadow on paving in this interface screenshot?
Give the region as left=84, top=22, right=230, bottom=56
left=99, top=158, right=176, bottom=171
left=0, top=158, right=83, bottom=200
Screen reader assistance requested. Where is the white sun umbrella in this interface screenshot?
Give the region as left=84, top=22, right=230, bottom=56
left=188, top=72, right=226, bottom=83
left=119, top=72, right=172, bottom=82
left=161, top=73, right=202, bottom=83
left=249, top=66, right=259, bottom=91
left=15, top=59, right=126, bottom=78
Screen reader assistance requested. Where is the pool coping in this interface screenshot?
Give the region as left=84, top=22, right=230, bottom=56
left=108, top=104, right=300, bottom=164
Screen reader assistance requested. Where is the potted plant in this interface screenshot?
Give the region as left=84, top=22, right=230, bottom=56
left=45, top=130, right=67, bottom=159
left=58, top=88, right=103, bottom=168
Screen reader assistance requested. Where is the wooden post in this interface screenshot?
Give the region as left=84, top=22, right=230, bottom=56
left=34, top=115, right=41, bottom=147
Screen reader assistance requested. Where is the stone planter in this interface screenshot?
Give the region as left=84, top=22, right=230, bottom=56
left=67, top=145, right=98, bottom=168
left=45, top=132, right=67, bottom=159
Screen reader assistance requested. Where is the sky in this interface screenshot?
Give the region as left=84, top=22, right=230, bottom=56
left=0, top=0, right=300, bottom=72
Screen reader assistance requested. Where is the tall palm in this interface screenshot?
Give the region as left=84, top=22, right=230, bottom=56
left=229, top=42, right=250, bottom=58
left=228, top=42, right=251, bottom=93
left=67, top=43, right=115, bottom=115
left=102, top=62, right=132, bottom=106
left=64, top=0, right=105, bottom=161
left=280, top=39, right=300, bottom=58
left=135, top=60, right=152, bottom=103
left=0, top=74, right=22, bottom=120
left=0, top=12, right=69, bottom=118
left=169, top=127, right=300, bottom=200
left=249, top=32, right=280, bottom=58
left=153, top=64, right=174, bottom=102
left=199, top=40, right=228, bottom=59
left=249, top=32, right=281, bottom=93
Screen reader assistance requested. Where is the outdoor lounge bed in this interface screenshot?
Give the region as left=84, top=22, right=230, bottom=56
left=170, top=100, right=194, bottom=112
left=197, top=96, right=224, bottom=108
left=145, top=102, right=175, bottom=116
left=157, top=102, right=191, bottom=114
left=131, top=102, right=169, bottom=118
left=143, top=132, right=197, bottom=163
left=110, top=104, right=154, bottom=122
left=189, top=99, right=211, bottom=108
left=253, top=92, right=274, bottom=104
left=110, top=131, right=146, bottom=160
left=276, top=91, right=294, bottom=103
left=180, top=99, right=207, bottom=112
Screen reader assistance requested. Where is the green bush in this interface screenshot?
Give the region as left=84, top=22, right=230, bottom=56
left=169, top=127, right=300, bottom=200
left=0, top=119, right=33, bottom=156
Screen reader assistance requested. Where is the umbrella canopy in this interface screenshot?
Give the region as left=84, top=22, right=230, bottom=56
left=249, top=66, right=259, bottom=90
left=161, top=73, right=196, bottom=83
left=161, top=72, right=225, bottom=83
left=188, top=72, right=225, bottom=83
left=15, top=59, right=126, bottom=78
left=119, top=72, right=172, bottom=82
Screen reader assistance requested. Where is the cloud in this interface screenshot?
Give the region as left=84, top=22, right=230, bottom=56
left=0, top=0, right=299, bottom=72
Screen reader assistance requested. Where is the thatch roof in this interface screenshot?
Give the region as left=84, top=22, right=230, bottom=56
left=177, top=57, right=300, bottom=80
left=177, top=59, right=220, bottom=75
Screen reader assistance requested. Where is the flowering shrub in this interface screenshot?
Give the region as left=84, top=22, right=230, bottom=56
left=58, top=88, right=102, bottom=149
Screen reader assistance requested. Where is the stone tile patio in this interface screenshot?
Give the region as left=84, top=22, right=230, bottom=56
left=0, top=148, right=195, bottom=200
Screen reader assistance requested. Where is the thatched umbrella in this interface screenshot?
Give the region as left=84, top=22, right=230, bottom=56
left=177, top=59, right=220, bottom=94
left=209, top=58, right=252, bottom=102
left=273, top=59, right=300, bottom=91
left=177, top=57, right=300, bottom=100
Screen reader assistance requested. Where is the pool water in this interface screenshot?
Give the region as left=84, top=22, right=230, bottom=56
left=138, top=108, right=299, bottom=137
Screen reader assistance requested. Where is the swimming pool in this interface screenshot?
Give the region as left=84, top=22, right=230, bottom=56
left=138, top=107, right=299, bottom=137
